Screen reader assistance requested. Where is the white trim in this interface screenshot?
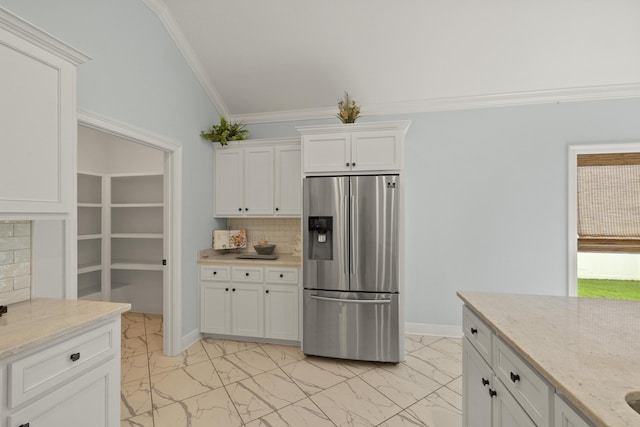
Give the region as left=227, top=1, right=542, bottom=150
left=181, top=328, right=201, bottom=352
left=235, top=83, right=640, bottom=124
left=297, top=120, right=411, bottom=135
left=0, top=7, right=90, bottom=65
left=77, top=110, right=183, bottom=356
left=405, top=322, right=463, bottom=339
left=567, top=142, right=640, bottom=296
left=140, top=0, right=229, bottom=118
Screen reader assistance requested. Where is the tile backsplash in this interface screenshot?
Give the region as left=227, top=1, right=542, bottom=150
left=0, top=221, right=31, bottom=305
left=226, top=218, right=301, bottom=256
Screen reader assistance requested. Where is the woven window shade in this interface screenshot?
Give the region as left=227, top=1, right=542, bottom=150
left=577, top=153, right=640, bottom=253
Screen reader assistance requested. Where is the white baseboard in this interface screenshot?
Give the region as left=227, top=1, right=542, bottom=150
left=405, top=322, right=462, bottom=338
left=181, top=328, right=202, bottom=352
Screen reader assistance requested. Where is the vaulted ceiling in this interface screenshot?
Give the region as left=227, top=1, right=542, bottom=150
left=146, top=0, right=640, bottom=123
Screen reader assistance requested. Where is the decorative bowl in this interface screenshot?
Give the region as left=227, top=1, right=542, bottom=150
left=254, top=244, right=276, bottom=255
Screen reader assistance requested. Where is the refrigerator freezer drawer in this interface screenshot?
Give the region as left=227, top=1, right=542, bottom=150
left=302, top=290, right=401, bottom=363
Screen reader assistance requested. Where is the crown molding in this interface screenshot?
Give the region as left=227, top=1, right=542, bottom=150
left=0, top=7, right=90, bottom=65
left=141, top=0, right=229, bottom=118
left=231, top=82, right=640, bottom=125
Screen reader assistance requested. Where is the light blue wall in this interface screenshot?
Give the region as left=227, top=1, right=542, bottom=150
left=248, top=98, right=640, bottom=328
left=0, top=0, right=223, bottom=336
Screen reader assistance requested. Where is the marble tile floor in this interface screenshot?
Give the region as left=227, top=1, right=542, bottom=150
left=120, top=312, right=463, bottom=427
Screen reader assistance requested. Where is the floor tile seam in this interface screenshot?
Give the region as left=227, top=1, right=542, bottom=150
left=147, top=358, right=220, bottom=387
left=150, top=385, right=225, bottom=413
left=355, top=368, right=433, bottom=411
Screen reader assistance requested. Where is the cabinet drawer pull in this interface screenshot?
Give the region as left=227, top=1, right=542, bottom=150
left=470, top=327, right=478, bottom=335
left=225, top=288, right=229, bottom=291
left=238, top=208, right=242, bottom=211
left=488, top=388, right=497, bottom=398
left=481, top=378, right=489, bottom=387
left=346, top=162, right=350, bottom=167
left=70, top=352, right=81, bottom=362
left=245, top=208, right=248, bottom=211
left=279, top=274, right=284, bottom=278
left=232, top=288, right=236, bottom=292
left=510, top=372, right=520, bottom=383
left=275, top=207, right=279, bottom=211
left=352, top=162, right=356, bottom=166
left=213, top=271, right=217, bottom=275
left=266, top=289, right=269, bottom=294
left=245, top=272, right=249, bottom=277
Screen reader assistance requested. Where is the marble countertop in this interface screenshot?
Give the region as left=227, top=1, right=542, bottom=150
left=198, top=248, right=302, bottom=268
left=0, top=298, right=130, bottom=360
left=458, top=292, right=640, bottom=427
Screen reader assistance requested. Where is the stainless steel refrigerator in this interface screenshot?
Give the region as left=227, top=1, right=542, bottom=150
left=302, top=175, right=402, bottom=363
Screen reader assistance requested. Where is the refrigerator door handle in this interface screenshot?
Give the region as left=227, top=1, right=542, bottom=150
left=350, top=194, right=356, bottom=275
left=310, top=295, right=392, bottom=305
left=344, top=195, right=349, bottom=275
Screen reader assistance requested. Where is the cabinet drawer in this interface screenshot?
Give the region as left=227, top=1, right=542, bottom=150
left=201, top=265, right=231, bottom=282
left=462, top=305, right=492, bottom=365
left=8, top=320, right=118, bottom=408
left=265, top=268, right=298, bottom=284
left=232, top=266, right=264, bottom=283
left=494, top=337, right=552, bottom=427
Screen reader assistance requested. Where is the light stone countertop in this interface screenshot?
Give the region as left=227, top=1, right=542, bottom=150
left=0, top=298, right=130, bottom=360
left=457, top=292, right=640, bottom=427
left=198, top=248, right=302, bottom=268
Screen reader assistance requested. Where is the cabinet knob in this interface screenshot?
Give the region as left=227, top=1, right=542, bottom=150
left=238, top=208, right=242, bottom=211
left=481, top=378, right=490, bottom=387
left=232, top=288, right=236, bottom=292
left=470, top=327, right=478, bottom=335
left=266, top=289, right=269, bottom=294
left=279, top=274, right=284, bottom=278
left=510, top=372, right=520, bottom=383
left=225, top=288, right=229, bottom=291
left=488, top=388, right=497, bottom=398
left=275, top=207, right=279, bottom=211
left=346, top=162, right=350, bottom=167
left=213, top=271, right=217, bottom=275
left=245, top=272, right=249, bottom=277
left=352, top=162, right=356, bottom=167
left=245, top=208, right=248, bottom=211
left=70, top=352, right=81, bottom=362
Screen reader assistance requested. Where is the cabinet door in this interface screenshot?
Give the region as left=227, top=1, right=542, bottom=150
left=201, top=282, right=231, bottom=334
left=264, top=284, right=298, bottom=341
left=244, top=147, right=274, bottom=216
left=8, top=359, right=118, bottom=427
left=492, top=378, right=537, bottom=427
left=214, top=147, right=244, bottom=217
left=0, top=24, right=79, bottom=215
left=554, top=394, right=591, bottom=427
left=274, top=145, right=302, bottom=215
left=302, top=133, right=351, bottom=173
left=231, top=284, right=264, bottom=337
left=463, top=338, right=493, bottom=427
left=350, top=130, right=402, bottom=171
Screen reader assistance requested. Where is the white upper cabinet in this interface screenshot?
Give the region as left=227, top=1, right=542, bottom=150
left=274, top=145, right=301, bottom=215
left=214, top=139, right=301, bottom=218
left=298, top=121, right=410, bottom=175
left=244, top=146, right=274, bottom=215
left=0, top=9, right=89, bottom=217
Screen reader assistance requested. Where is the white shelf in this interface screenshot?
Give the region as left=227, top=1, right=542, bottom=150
left=78, top=203, right=102, bottom=208
left=78, top=234, right=102, bottom=241
left=111, top=233, right=163, bottom=239
left=111, top=261, right=163, bottom=271
left=78, top=263, right=103, bottom=275
left=111, top=203, right=163, bottom=208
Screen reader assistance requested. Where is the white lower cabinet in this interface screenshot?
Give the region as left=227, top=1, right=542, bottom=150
left=2, top=319, right=120, bottom=427
left=462, top=305, right=595, bottom=427
left=200, top=265, right=299, bottom=342
left=462, top=306, right=549, bottom=427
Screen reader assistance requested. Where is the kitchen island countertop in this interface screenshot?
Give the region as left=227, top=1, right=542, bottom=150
left=458, top=291, right=640, bottom=427
left=198, top=248, right=302, bottom=268
left=0, top=298, right=130, bottom=360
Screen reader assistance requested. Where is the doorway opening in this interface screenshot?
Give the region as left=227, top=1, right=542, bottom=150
left=77, top=111, right=182, bottom=355
left=569, top=144, right=640, bottom=301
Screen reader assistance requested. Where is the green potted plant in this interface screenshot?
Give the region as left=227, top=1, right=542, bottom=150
left=200, top=116, right=249, bottom=146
